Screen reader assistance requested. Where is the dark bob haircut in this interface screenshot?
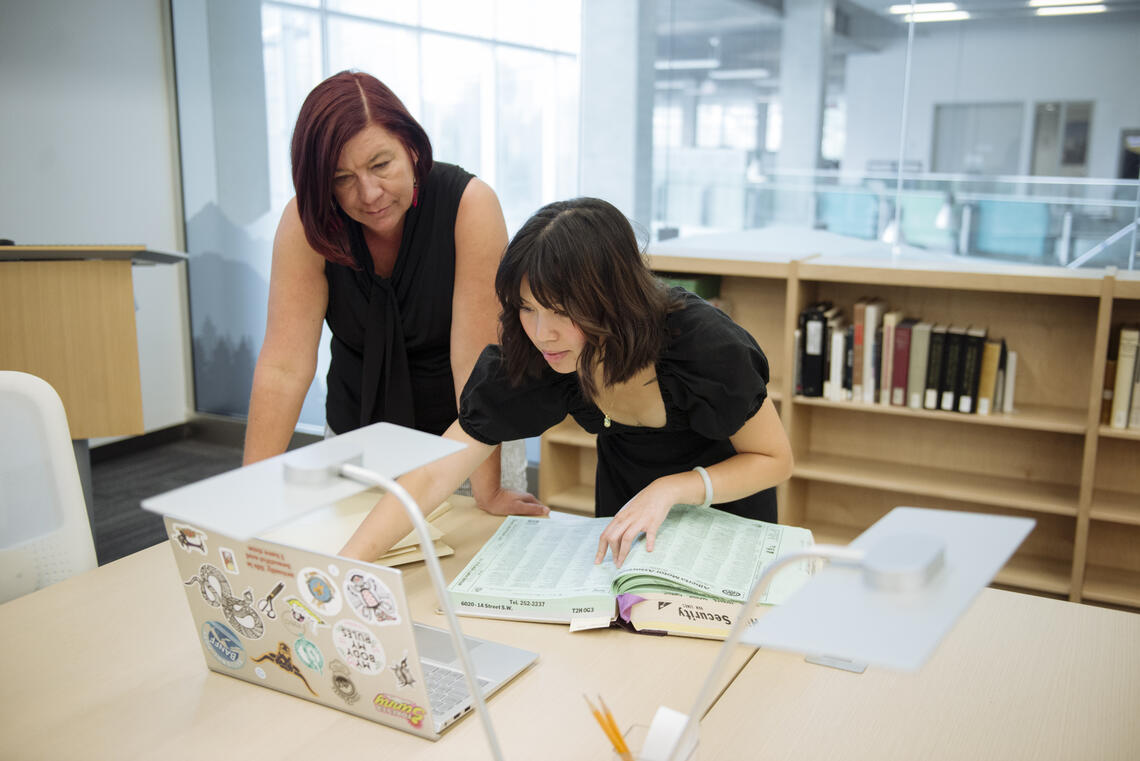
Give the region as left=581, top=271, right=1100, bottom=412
left=291, top=70, right=432, bottom=267
left=496, top=198, right=682, bottom=401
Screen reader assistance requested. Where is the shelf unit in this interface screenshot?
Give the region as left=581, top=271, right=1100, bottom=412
left=537, top=244, right=1140, bottom=609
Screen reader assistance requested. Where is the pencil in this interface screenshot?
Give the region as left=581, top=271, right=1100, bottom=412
left=597, top=694, right=633, bottom=758
left=584, top=695, right=633, bottom=761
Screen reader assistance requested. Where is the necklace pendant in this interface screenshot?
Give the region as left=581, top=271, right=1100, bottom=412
left=603, top=414, right=612, bottom=428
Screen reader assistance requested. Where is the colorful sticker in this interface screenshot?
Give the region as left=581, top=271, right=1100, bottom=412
left=333, top=619, right=385, bottom=675
left=202, top=620, right=245, bottom=669
left=252, top=642, right=318, bottom=696
left=184, top=563, right=265, bottom=639
left=373, top=693, right=427, bottom=729
left=294, top=636, right=324, bottom=673
left=172, top=523, right=208, bottom=555
left=280, top=596, right=328, bottom=637
left=296, top=567, right=342, bottom=617
left=329, top=660, right=360, bottom=705
left=219, top=547, right=238, bottom=573
left=390, top=653, right=416, bottom=688
left=257, top=580, right=286, bottom=621
left=255, top=667, right=266, bottom=679
left=344, top=569, right=399, bottom=626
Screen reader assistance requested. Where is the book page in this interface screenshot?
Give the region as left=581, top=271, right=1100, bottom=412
left=613, top=504, right=814, bottom=605
left=449, top=516, right=616, bottom=599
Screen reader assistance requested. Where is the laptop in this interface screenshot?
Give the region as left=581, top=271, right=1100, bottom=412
left=143, top=423, right=538, bottom=740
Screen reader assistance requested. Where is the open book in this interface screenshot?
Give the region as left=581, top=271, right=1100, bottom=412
left=447, top=504, right=814, bottom=627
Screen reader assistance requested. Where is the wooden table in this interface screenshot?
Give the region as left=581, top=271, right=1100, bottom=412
left=0, top=497, right=749, bottom=760
left=697, top=588, right=1140, bottom=761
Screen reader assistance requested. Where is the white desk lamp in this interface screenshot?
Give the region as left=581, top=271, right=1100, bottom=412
left=142, top=422, right=507, bottom=761
left=638, top=507, right=1035, bottom=761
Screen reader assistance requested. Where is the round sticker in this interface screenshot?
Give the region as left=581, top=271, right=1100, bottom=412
left=254, top=666, right=267, bottom=679
left=294, top=636, right=324, bottom=673
left=202, top=621, right=245, bottom=669
left=296, top=566, right=342, bottom=617
left=333, top=619, right=385, bottom=675
left=344, top=568, right=400, bottom=626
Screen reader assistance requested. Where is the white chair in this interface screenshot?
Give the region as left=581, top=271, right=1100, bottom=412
left=0, top=371, right=97, bottom=603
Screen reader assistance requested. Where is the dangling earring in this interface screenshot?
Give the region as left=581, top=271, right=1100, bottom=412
left=412, top=180, right=419, bottom=208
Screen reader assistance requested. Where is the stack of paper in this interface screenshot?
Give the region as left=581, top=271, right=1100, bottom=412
left=260, top=487, right=455, bottom=565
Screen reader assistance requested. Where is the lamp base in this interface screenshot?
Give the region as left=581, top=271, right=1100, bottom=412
left=639, top=706, right=698, bottom=761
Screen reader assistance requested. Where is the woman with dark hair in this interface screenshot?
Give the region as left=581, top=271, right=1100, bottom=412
left=244, top=70, right=543, bottom=519
left=339, top=197, right=793, bottom=567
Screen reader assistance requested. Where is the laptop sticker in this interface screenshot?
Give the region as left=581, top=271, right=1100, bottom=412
left=373, top=693, right=427, bottom=729
left=172, top=523, right=207, bottom=555
left=332, top=619, right=386, bottom=675
left=219, top=547, right=238, bottom=574
left=202, top=621, right=245, bottom=669
left=297, top=567, right=342, bottom=617
left=329, top=660, right=360, bottom=705
left=294, top=636, right=324, bottom=673
left=184, top=563, right=265, bottom=640
left=344, top=569, right=400, bottom=626
left=390, top=653, right=416, bottom=688
left=257, top=581, right=285, bottom=620
left=281, top=597, right=328, bottom=637
left=252, top=642, right=318, bottom=696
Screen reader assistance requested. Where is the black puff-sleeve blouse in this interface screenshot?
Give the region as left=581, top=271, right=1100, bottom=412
left=459, top=290, right=776, bottom=522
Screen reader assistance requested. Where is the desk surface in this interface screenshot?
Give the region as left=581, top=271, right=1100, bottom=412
left=700, top=587, right=1140, bottom=761
left=0, top=498, right=747, bottom=760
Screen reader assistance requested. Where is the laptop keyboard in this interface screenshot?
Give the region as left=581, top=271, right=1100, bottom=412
left=423, top=661, right=492, bottom=725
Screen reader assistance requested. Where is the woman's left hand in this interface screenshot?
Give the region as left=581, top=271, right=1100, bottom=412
left=595, top=479, right=678, bottom=568
left=476, top=487, right=549, bottom=517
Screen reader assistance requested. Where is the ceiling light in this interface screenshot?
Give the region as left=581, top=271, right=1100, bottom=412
left=708, top=68, right=771, bottom=80
left=1034, top=4, right=1106, bottom=14
left=654, top=59, right=719, bottom=71
left=888, top=2, right=957, bottom=12
left=1028, top=0, right=1100, bottom=6
left=904, top=10, right=970, bottom=21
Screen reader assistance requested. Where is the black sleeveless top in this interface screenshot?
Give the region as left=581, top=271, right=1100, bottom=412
left=459, top=290, right=778, bottom=523
left=324, top=162, right=474, bottom=436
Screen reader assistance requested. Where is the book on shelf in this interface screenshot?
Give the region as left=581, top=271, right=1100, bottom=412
left=879, top=310, right=903, bottom=405
left=852, top=298, right=868, bottom=401
left=1001, top=350, right=1018, bottom=414
left=1100, top=359, right=1116, bottom=425
left=1110, top=326, right=1139, bottom=429
left=447, top=504, right=815, bottom=627
left=924, top=324, right=948, bottom=410
left=940, top=325, right=968, bottom=412
left=907, top=321, right=933, bottom=409
left=976, top=338, right=1004, bottom=416
left=891, top=318, right=916, bottom=406
left=871, top=326, right=883, bottom=403
left=843, top=324, right=855, bottom=401
left=826, top=317, right=847, bottom=401
left=798, top=302, right=832, bottom=397
left=956, top=326, right=988, bottom=414
left=1130, top=354, right=1140, bottom=429
left=792, top=327, right=803, bottom=397
left=861, top=299, right=885, bottom=403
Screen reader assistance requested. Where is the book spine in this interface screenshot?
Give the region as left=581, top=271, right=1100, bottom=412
left=800, top=308, right=827, bottom=397
left=879, top=315, right=898, bottom=405
left=957, top=329, right=986, bottom=414
left=940, top=328, right=966, bottom=412
left=975, top=339, right=1002, bottom=416
left=793, top=328, right=803, bottom=397
left=862, top=303, right=882, bottom=403
left=1100, top=359, right=1116, bottom=426
left=1110, top=328, right=1139, bottom=429
left=1002, top=350, right=1018, bottom=414
left=852, top=301, right=867, bottom=402
left=891, top=321, right=913, bottom=406
left=843, top=324, right=855, bottom=401
left=925, top=327, right=947, bottom=410
left=829, top=325, right=846, bottom=401
left=907, top=323, right=931, bottom=409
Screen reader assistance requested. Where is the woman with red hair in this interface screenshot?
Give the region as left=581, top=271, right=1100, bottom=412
left=244, top=70, right=543, bottom=519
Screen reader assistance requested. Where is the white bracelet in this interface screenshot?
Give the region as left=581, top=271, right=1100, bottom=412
left=693, top=465, right=713, bottom=508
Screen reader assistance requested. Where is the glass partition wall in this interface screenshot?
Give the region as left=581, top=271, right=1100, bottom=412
left=648, top=0, right=1140, bottom=269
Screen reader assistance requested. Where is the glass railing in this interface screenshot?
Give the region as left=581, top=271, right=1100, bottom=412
left=652, top=167, right=1139, bottom=270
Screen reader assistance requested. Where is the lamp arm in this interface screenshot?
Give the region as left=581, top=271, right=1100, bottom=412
left=664, top=544, right=865, bottom=761
left=339, top=463, right=505, bottom=761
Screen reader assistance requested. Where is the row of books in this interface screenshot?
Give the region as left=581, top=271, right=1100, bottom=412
left=794, top=299, right=1017, bottom=415
left=1103, top=324, right=1140, bottom=430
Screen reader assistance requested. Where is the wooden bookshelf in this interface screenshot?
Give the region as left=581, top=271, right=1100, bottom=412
left=537, top=246, right=1140, bottom=609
